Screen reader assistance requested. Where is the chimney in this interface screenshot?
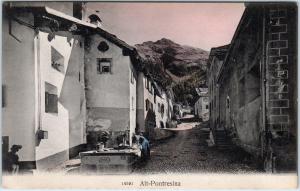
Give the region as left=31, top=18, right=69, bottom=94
left=73, top=2, right=85, bottom=20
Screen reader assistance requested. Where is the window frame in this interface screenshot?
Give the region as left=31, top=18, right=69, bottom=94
left=51, top=46, right=65, bottom=73
left=45, top=82, right=58, bottom=114
left=97, top=58, right=112, bottom=74
left=145, top=99, right=149, bottom=111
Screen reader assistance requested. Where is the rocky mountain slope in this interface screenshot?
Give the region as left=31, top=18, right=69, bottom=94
left=135, top=38, right=209, bottom=105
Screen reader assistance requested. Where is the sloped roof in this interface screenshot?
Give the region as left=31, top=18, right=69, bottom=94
left=45, top=5, right=135, bottom=52
left=44, top=6, right=97, bottom=28
left=210, top=44, right=230, bottom=60
left=94, top=27, right=136, bottom=53
left=10, top=5, right=139, bottom=56
left=207, top=44, right=230, bottom=68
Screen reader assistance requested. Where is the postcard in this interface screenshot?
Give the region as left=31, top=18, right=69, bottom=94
left=1, top=1, right=298, bottom=189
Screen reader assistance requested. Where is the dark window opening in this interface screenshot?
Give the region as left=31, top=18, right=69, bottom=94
left=45, top=82, right=58, bottom=113
left=97, top=41, right=109, bottom=52
left=97, top=58, right=112, bottom=74
left=145, top=99, right=150, bottom=111
left=2, top=85, right=6, bottom=108
left=51, top=47, right=65, bottom=73
left=247, top=61, right=261, bottom=103
left=160, top=121, right=164, bottom=129
left=102, top=66, right=110, bottom=73
left=131, top=71, right=134, bottom=84
left=161, top=104, right=165, bottom=117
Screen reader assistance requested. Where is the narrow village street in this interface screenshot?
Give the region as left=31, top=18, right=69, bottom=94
left=133, top=118, right=261, bottom=174
left=2, top=3, right=297, bottom=183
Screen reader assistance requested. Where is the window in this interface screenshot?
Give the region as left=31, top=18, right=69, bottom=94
left=145, top=78, right=149, bottom=90
left=206, top=105, right=209, bottom=109
left=45, top=82, right=58, bottom=113
left=145, top=99, right=150, bottom=111
left=97, top=58, right=112, bottom=74
left=97, top=41, right=109, bottom=52
left=51, top=47, right=64, bottom=73
left=147, top=80, right=150, bottom=91
left=2, top=85, right=6, bottom=108
left=247, top=61, right=261, bottom=102
left=158, top=103, right=161, bottom=113
left=131, top=70, right=134, bottom=84
left=161, top=104, right=165, bottom=117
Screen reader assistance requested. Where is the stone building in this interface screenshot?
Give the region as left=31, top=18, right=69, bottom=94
left=194, top=87, right=209, bottom=121
left=207, top=45, right=229, bottom=130
left=209, top=3, right=297, bottom=172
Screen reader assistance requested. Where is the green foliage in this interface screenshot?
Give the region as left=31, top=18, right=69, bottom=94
left=172, top=70, right=207, bottom=105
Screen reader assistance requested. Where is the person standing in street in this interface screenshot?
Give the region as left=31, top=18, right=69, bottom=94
left=5, top=145, right=22, bottom=174
left=139, top=136, right=150, bottom=162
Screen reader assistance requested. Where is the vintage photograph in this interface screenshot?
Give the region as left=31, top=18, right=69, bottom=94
left=1, top=1, right=298, bottom=188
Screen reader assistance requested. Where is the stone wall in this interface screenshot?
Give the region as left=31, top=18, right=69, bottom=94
left=266, top=5, right=297, bottom=136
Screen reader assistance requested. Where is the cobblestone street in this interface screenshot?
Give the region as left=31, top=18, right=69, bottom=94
left=133, top=122, right=261, bottom=174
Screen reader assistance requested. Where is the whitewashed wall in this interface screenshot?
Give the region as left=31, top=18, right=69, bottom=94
left=35, top=31, right=72, bottom=161
left=2, top=12, right=36, bottom=161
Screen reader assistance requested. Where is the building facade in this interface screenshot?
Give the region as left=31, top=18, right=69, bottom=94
left=210, top=3, right=297, bottom=172
left=194, top=88, right=209, bottom=121
left=2, top=2, right=92, bottom=170
left=136, top=72, right=156, bottom=136
left=207, top=45, right=229, bottom=130
left=83, top=27, right=141, bottom=148
left=2, top=2, right=143, bottom=171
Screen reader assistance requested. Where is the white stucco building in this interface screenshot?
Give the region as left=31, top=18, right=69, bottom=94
left=136, top=72, right=156, bottom=136
left=153, top=83, right=169, bottom=129
left=194, top=88, right=209, bottom=121
left=2, top=3, right=91, bottom=170
left=84, top=27, right=141, bottom=147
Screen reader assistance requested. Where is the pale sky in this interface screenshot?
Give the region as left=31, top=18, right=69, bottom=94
left=86, top=3, right=245, bottom=51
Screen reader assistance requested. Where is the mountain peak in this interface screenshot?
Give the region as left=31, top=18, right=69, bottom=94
left=135, top=38, right=209, bottom=105
left=156, top=38, right=175, bottom=44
